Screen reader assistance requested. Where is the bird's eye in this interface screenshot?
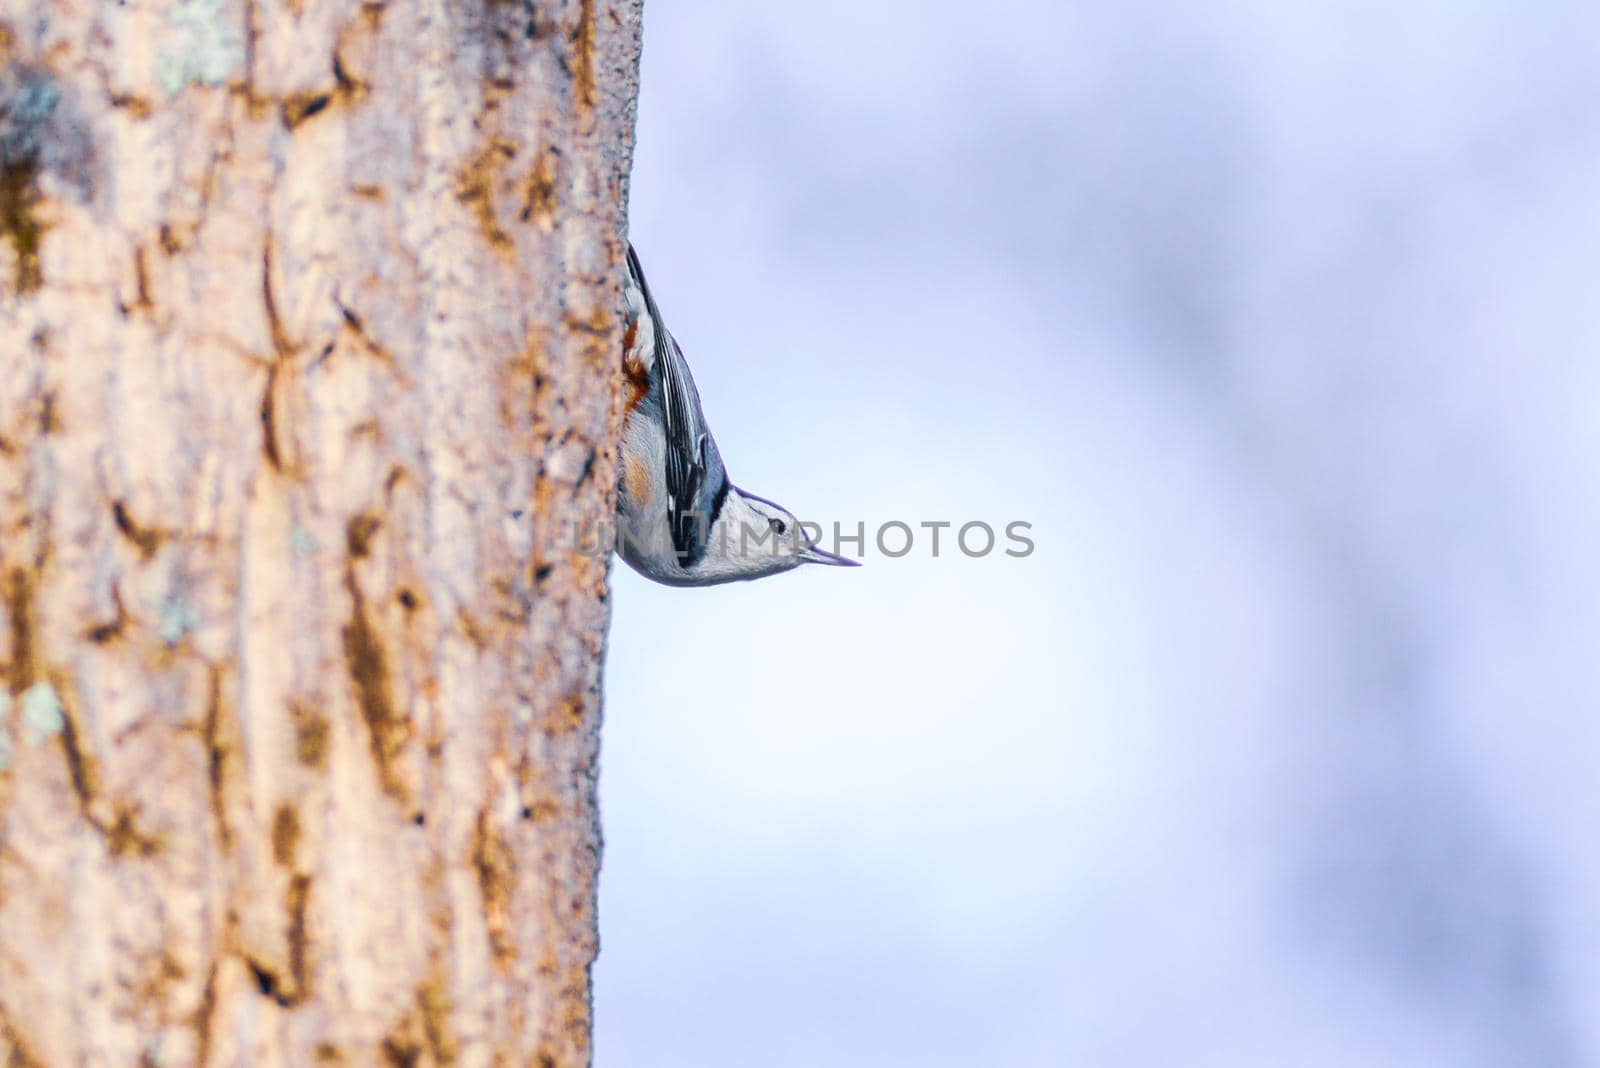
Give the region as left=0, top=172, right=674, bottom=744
left=770, top=518, right=787, bottom=535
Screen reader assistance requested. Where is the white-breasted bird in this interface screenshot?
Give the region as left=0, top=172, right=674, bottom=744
left=616, top=245, right=859, bottom=586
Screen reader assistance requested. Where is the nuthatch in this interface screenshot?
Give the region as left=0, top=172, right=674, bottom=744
left=616, top=245, right=859, bottom=586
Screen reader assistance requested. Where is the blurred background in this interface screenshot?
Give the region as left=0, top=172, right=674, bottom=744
left=598, top=2, right=1600, bottom=1064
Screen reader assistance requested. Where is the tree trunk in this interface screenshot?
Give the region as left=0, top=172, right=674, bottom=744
left=0, top=1, right=639, bottom=1064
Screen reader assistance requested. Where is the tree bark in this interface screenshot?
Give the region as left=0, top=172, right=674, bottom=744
left=0, top=1, right=639, bottom=1064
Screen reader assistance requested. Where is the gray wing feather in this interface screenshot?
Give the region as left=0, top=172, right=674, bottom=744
left=626, top=245, right=715, bottom=561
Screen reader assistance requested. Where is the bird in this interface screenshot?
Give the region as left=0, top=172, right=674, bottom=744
left=615, top=244, right=859, bottom=586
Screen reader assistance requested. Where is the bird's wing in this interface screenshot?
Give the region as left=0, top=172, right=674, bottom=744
left=626, top=245, right=713, bottom=562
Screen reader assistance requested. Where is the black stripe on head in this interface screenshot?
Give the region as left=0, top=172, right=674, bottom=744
left=730, top=486, right=787, bottom=515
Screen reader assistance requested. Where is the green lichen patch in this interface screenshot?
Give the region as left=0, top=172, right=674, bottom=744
left=155, top=593, right=198, bottom=647
left=157, top=0, right=245, bottom=93
left=19, top=680, right=62, bottom=744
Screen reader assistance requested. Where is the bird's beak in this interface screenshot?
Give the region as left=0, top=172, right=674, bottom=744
left=800, top=542, right=861, bottom=567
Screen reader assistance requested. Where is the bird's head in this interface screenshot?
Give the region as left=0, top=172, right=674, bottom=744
left=699, top=486, right=860, bottom=582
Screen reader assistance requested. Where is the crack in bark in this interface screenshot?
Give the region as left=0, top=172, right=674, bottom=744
left=83, top=580, right=128, bottom=644
left=192, top=958, right=218, bottom=1066
left=262, top=240, right=297, bottom=359
left=54, top=680, right=101, bottom=822
left=342, top=532, right=407, bottom=798
left=247, top=957, right=291, bottom=1008
left=3, top=568, right=34, bottom=691
left=336, top=300, right=400, bottom=371
left=288, top=699, right=330, bottom=770
left=260, top=361, right=283, bottom=471
left=332, top=53, right=369, bottom=105
left=109, top=92, right=153, bottom=118
left=520, top=145, right=558, bottom=230
left=280, top=91, right=331, bottom=131
left=454, top=139, right=516, bottom=254
left=130, top=242, right=153, bottom=313
left=204, top=664, right=233, bottom=849
left=0, top=152, right=45, bottom=295
left=572, top=0, right=595, bottom=112
left=106, top=803, right=162, bottom=858
left=286, top=874, right=312, bottom=1003
left=473, top=806, right=515, bottom=966
left=244, top=868, right=311, bottom=1010
left=270, top=803, right=300, bottom=866
left=416, top=979, right=457, bottom=1066
left=112, top=500, right=165, bottom=561
left=346, top=511, right=381, bottom=558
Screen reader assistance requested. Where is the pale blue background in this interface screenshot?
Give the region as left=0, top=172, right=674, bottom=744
left=597, top=3, right=1600, bottom=1064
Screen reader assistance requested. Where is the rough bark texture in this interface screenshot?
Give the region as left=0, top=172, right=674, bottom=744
left=0, top=1, right=639, bottom=1064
